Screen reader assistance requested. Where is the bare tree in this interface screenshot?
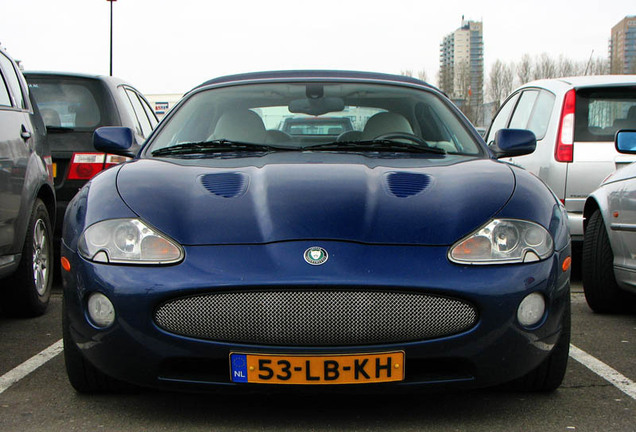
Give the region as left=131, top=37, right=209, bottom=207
left=438, top=64, right=454, bottom=96
left=453, top=60, right=481, bottom=124
left=455, top=60, right=471, bottom=100
left=557, top=55, right=579, bottom=77
left=400, top=69, right=428, bottom=82
left=516, top=54, right=533, bottom=86
left=533, top=53, right=557, bottom=80
left=487, top=60, right=515, bottom=112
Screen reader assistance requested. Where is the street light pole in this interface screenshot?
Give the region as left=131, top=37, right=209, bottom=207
left=107, top=0, right=116, bottom=76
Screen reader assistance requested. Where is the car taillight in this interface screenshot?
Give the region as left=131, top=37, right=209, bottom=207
left=43, top=156, right=53, bottom=182
left=105, top=154, right=129, bottom=169
left=67, top=152, right=130, bottom=180
left=555, top=89, right=575, bottom=163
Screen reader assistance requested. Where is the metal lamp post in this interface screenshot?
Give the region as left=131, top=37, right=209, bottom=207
left=107, top=0, right=116, bottom=76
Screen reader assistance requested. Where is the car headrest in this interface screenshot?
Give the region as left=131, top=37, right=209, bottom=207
left=213, top=109, right=267, bottom=143
left=361, top=112, right=413, bottom=140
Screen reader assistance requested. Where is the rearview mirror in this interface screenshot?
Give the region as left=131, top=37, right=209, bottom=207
left=289, top=97, right=345, bottom=116
left=489, top=129, right=536, bottom=158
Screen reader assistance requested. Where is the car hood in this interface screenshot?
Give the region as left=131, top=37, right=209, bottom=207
left=116, top=157, right=515, bottom=246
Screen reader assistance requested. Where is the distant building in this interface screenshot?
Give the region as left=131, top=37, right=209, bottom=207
left=609, top=16, right=636, bottom=74
left=144, top=93, right=183, bottom=120
left=439, top=17, right=484, bottom=124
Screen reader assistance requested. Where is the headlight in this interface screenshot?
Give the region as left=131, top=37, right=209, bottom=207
left=449, top=219, right=553, bottom=265
left=78, top=219, right=183, bottom=264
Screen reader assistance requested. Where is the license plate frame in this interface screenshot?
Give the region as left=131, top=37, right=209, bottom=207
left=229, top=351, right=405, bottom=385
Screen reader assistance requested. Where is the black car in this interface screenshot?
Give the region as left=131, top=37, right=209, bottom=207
left=24, top=72, right=158, bottom=241
left=0, top=49, right=55, bottom=316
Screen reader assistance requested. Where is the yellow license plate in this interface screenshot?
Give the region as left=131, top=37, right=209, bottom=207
left=230, top=352, right=404, bottom=385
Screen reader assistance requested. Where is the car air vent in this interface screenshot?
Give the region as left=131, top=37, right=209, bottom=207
left=200, top=173, right=248, bottom=198
left=386, top=172, right=431, bottom=198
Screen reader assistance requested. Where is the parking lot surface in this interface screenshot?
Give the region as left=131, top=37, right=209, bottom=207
left=1, top=280, right=634, bottom=432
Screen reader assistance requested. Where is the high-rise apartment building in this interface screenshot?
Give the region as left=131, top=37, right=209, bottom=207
left=439, top=17, right=484, bottom=123
left=610, top=16, right=636, bottom=74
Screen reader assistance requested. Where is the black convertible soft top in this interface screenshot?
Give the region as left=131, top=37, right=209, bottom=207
left=195, top=70, right=435, bottom=90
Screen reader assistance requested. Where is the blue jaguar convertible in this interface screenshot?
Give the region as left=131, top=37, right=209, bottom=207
left=61, top=71, right=571, bottom=393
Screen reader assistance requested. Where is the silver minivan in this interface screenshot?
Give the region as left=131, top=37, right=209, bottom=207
left=487, top=76, right=636, bottom=243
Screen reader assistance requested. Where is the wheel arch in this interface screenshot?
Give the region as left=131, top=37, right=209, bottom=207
left=36, top=183, right=56, bottom=230
left=583, top=194, right=605, bottom=234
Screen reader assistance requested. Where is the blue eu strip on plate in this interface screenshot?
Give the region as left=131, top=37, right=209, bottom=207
left=230, top=354, right=248, bottom=383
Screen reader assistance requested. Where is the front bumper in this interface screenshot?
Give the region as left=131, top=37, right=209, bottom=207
left=62, top=240, right=571, bottom=392
left=566, top=211, right=584, bottom=243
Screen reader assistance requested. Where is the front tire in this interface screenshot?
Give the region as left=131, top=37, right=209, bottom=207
left=582, top=209, right=629, bottom=313
left=1, top=199, right=53, bottom=317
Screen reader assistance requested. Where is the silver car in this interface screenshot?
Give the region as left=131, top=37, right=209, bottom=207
left=582, top=130, right=636, bottom=313
left=486, top=76, right=636, bottom=244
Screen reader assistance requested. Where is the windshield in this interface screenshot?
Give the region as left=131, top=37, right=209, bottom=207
left=146, top=81, right=483, bottom=157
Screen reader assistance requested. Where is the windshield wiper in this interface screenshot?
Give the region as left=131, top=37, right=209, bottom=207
left=302, top=139, right=446, bottom=155
left=151, top=139, right=290, bottom=157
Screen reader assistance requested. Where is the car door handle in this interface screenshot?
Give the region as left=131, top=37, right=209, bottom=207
left=21, top=125, right=32, bottom=141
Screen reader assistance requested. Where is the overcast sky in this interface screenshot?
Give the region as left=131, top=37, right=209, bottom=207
left=0, top=1, right=633, bottom=95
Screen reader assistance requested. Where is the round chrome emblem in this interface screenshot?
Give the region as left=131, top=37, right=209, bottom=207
left=304, top=247, right=328, bottom=265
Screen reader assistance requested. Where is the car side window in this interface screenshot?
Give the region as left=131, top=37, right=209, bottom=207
left=0, top=71, right=12, bottom=107
left=509, top=90, right=539, bottom=130
left=486, top=93, right=519, bottom=144
left=0, top=52, right=26, bottom=109
left=526, top=90, right=555, bottom=140
left=118, top=86, right=142, bottom=136
left=508, top=89, right=556, bottom=141
left=139, top=96, right=159, bottom=129
left=125, top=88, right=153, bottom=138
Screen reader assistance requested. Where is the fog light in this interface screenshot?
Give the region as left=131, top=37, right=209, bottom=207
left=87, top=293, right=115, bottom=328
left=517, top=292, right=545, bottom=327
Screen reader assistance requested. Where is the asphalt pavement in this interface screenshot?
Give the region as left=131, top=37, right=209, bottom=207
left=0, top=279, right=634, bottom=432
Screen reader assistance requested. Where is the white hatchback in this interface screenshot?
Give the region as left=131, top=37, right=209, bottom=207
left=487, top=75, right=636, bottom=243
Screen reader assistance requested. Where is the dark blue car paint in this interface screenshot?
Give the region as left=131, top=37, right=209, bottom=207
left=113, top=155, right=514, bottom=246
left=61, top=71, right=570, bottom=392
left=62, top=238, right=569, bottom=390
left=62, top=152, right=570, bottom=391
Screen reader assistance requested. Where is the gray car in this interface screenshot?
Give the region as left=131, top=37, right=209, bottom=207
left=0, top=49, right=55, bottom=316
left=487, top=76, right=636, bottom=244
left=582, top=130, right=636, bottom=313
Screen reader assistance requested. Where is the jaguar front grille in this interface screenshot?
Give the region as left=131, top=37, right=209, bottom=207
left=154, top=289, right=478, bottom=346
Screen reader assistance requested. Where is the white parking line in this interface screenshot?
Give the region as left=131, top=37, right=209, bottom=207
left=0, top=340, right=635, bottom=399
left=569, top=344, right=636, bottom=400
left=0, top=339, right=63, bottom=395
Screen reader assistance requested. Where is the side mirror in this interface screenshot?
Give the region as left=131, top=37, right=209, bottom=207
left=615, top=130, right=636, bottom=154
left=489, top=129, right=536, bottom=158
left=93, top=127, right=135, bottom=157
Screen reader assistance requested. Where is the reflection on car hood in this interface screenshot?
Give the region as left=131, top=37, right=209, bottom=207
left=116, top=157, right=515, bottom=245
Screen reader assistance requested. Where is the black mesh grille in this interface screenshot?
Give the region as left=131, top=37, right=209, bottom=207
left=154, top=290, right=478, bottom=346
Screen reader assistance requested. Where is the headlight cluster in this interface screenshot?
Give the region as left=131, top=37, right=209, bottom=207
left=79, top=219, right=183, bottom=265
left=449, top=219, right=553, bottom=265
